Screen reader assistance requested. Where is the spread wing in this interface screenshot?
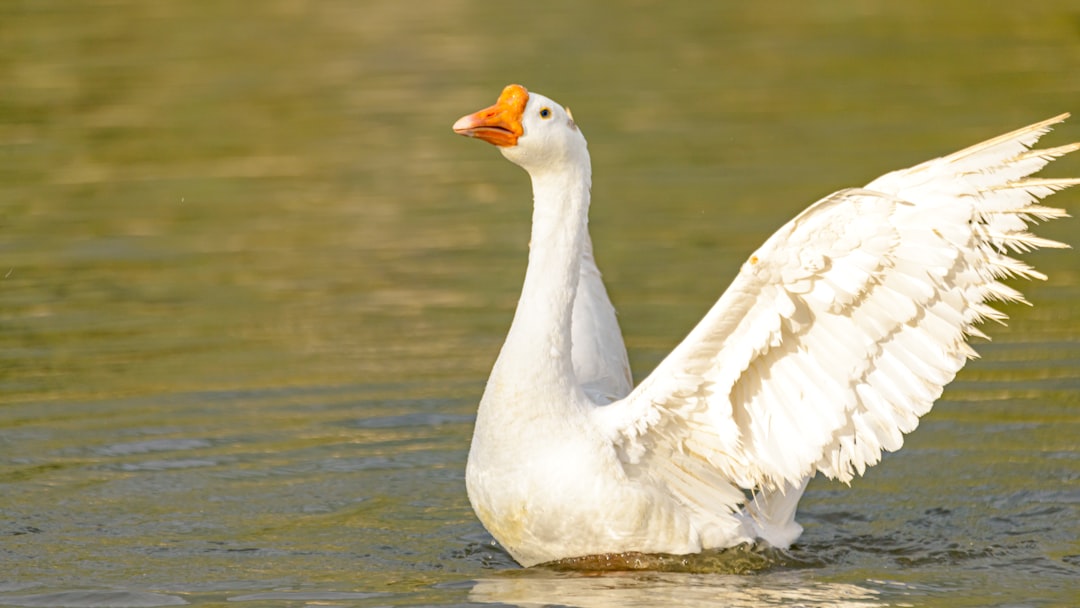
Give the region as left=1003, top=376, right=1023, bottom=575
left=595, top=115, right=1078, bottom=507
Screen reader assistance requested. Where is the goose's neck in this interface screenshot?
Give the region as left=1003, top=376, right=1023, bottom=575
left=498, top=164, right=592, bottom=387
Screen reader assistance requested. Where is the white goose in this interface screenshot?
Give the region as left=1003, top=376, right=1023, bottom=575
left=452, top=84, right=1077, bottom=567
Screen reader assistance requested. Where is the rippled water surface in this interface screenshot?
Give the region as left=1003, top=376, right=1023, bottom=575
left=2, top=1, right=1079, bottom=607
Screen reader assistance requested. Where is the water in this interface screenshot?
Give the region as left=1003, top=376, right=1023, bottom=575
left=2, top=1, right=1079, bottom=606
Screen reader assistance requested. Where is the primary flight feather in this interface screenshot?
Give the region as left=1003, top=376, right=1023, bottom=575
left=453, top=84, right=1077, bottom=567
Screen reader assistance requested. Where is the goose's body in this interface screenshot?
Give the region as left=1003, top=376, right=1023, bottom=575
left=453, top=84, right=1078, bottom=567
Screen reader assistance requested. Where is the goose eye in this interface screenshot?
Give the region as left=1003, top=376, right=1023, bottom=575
left=539, top=107, right=552, bottom=119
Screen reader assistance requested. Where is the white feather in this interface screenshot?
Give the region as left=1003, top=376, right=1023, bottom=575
left=605, top=114, right=1076, bottom=495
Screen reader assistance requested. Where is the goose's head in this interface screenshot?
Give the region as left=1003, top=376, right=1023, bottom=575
left=453, top=84, right=587, bottom=173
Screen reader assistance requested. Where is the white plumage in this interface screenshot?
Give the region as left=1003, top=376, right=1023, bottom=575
left=453, top=84, right=1077, bottom=567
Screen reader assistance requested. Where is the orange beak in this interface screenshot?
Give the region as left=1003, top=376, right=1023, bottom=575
left=452, top=84, right=528, bottom=147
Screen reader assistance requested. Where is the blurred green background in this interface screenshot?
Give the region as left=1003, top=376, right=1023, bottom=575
left=4, top=1, right=1077, bottom=403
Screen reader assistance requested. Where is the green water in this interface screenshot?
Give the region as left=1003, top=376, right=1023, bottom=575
left=2, top=1, right=1078, bottom=606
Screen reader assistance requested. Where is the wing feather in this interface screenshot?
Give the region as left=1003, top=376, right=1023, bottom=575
left=595, top=115, right=1077, bottom=514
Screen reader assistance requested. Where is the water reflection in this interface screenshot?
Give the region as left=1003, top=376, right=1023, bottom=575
left=470, top=572, right=887, bottom=608
left=0, top=591, right=187, bottom=608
